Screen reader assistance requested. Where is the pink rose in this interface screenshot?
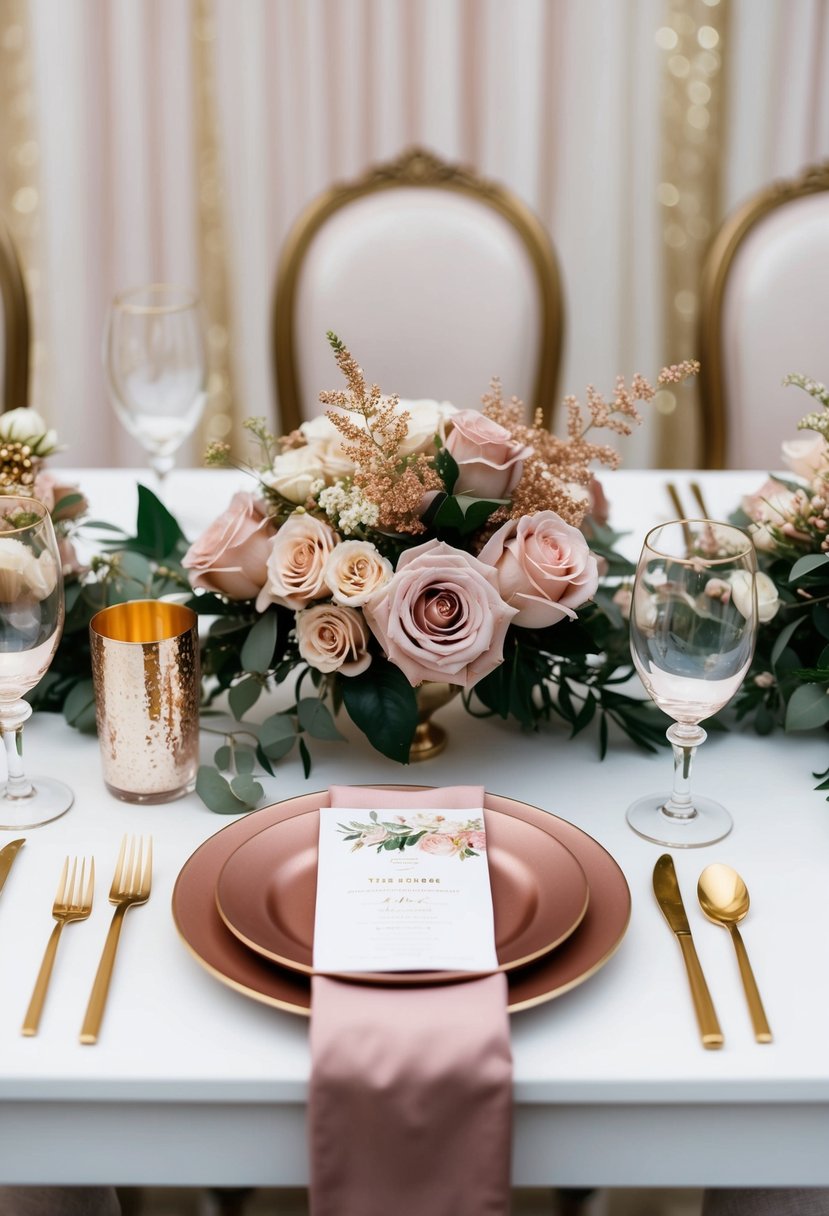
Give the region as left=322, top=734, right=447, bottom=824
left=419, top=833, right=460, bottom=856
left=256, top=512, right=338, bottom=611
left=741, top=477, right=805, bottom=551
left=444, top=410, right=532, bottom=499
left=461, top=830, right=487, bottom=851
left=479, top=510, right=599, bottom=629
left=33, top=471, right=88, bottom=522
left=296, top=603, right=372, bottom=676
left=183, top=492, right=276, bottom=600
left=781, top=434, right=829, bottom=481
left=363, top=538, right=517, bottom=688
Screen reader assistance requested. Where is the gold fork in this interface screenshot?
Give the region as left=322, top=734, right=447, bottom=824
left=22, top=856, right=94, bottom=1036
left=80, top=836, right=152, bottom=1045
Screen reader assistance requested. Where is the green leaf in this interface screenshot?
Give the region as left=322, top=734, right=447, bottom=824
left=789, top=553, right=829, bottom=582
left=341, top=660, right=418, bottom=763
left=195, top=766, right=251, bottom=814
left=63, top=679, right=97, bottom=733
left=230, top=773, right=264, bottom=805
left=214, top=745, right=232, bottom=770
left=52, top=493, right=85, bottom=516
left=771, top=617, right=804, bottom=667
left=229, top=677, right=262, bottom=721
left=784, top=683, right=829, bottom=732
left=299, top=735, right=312, bottom=778
left=259, top=713, right=297, bottom=761
left=233, top=746, right=257, bottom=774
left=135, top=484, right=187, bottom=559
left=114, top=551, right=153, bottom=586
left=240, top=611, right=278, bottom=673
left=297, top=697, right=345, bottom=741
left=434, top=446, right=459, bottom=494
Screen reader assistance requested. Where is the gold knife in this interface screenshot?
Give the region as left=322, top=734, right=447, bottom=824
left=0, top=838, right=25, bottom=898
left=653, top=853, right=724, bottom=1050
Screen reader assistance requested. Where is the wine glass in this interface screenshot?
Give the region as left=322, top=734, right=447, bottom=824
left=0, top=495, right=73, bottom=828
left=627, top=519, right=758, bottom=848
left=104, top=284, right=207, bottom=494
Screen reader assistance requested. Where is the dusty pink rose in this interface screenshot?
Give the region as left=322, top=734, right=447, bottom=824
left=363, top=538, right=517, bottom=688
left=183, top=492, right=276, bottom=600
left=33, top=471, right=88, bottom=522
left=256, top=512, right=338, bottom=610
left=461, top=830, right=487, bottom=851
left=444, top=410, right=533, bottom=499
left=419, top=833, right=460, bottom=856
left=741, top=477, right=805, bottom=551
left=296, top=603, right=371, bottom=676
left=478, top=510, right=599, bottom=629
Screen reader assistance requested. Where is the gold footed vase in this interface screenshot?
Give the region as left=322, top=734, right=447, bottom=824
left=410, top=683, right=461, bottom=761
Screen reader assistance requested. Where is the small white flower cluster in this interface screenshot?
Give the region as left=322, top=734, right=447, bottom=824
left=317, top=482, right=380, bottom=535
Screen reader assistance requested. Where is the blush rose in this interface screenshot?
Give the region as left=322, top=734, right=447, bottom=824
left=323, top=540, right=393, bottom=606
left=362, top=538, right=517, bottom=688
left=296, top=603, right=372, bottom=676
left=444, top=410, right=533, bottom=499
left=478, top=510, right=599, bottom=628
left=256, top=512, right=338, bottom=611
left=183, top=492, right=276, bottom=600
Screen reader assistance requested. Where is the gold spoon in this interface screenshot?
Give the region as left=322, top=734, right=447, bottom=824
left=697, top=864, right=772, bottom=1043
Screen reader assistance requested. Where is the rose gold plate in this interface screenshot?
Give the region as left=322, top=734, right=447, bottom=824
left=214, top=808, right=589, bottom=985
left=172, top=788, right=631, bottom=1016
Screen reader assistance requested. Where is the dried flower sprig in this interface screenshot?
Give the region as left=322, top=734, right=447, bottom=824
left=319, top=332, right=441, bottom=534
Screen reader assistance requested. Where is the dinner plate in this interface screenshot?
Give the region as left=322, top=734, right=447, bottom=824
left=214, top=807, right=590, bottom=984
left=172, top=788, right=631, bottom=1015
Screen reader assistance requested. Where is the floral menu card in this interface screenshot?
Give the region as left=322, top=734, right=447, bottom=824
left=312, top=806, right=499, bottom=973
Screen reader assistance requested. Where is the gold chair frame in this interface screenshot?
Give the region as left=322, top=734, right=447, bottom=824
left=273, top=146, right=564, bottom=432
left=697, top=159, right=829, bottom=468
left=0, top=213, right=29, bottom=412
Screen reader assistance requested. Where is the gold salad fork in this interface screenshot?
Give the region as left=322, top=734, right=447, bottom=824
left=80, top=835, right=152, bottom=1045
left=22, top=856, right=94, bottom=1036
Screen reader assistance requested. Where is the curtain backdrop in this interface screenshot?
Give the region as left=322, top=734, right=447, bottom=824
left=3, top=0, right=829, bottom=468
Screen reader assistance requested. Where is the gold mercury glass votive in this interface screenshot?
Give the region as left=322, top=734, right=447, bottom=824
left=89, top=600, right=200, bottom=803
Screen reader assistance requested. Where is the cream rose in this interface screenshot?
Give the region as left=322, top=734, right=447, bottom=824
left=296, top=603, right=371, bottom=676
left=0, top=537, right=57, bottom=601
left=183, top=492, right=276, bottom=600
left=478, top=510, right=599, bottom=629
left=362, top=538, right=517, bottom=688
left=323, top=540, right=393, bottom=606
left=256, top=513, right=338, bottom=611
left=299, top=415, right=356, bottom=480
left=393, top=398, right=458, bottom=457
left=730, top=569, right=779, bottom=624
left=782, top=433, right=829, bottom=481
left=0, top=408, right=58, bottom=455
left=444, top=410, right=533, bottom=499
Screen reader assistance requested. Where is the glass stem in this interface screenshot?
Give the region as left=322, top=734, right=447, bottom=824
left=148, top=454, right=174, bottom=499
left=662, top=721, right=707, bottom=820
left=0, top=700, right=34, bottom=800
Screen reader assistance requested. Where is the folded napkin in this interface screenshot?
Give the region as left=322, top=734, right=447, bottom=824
left=309, top=785, right=513, bottom=1216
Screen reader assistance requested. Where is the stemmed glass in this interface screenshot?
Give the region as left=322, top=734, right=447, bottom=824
left=627, top=519, right=758, bottom=848
left=0, top=495, right=73, bottom=828
left=103, top=284, right=207, bottom=494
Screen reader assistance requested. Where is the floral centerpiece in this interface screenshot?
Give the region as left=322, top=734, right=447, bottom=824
left=732, top=373, right=829, bottom=798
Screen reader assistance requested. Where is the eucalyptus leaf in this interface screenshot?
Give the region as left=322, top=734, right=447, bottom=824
left=784, top=682, right=829, bottom=732
left=230, top=773, right=264, bottom=805
left=771, top=617, right=803, bottom=667
left=299, top=735, right=312, bottom=778
left=63, top=679, right=97, bottom=732
left=213, top=745, right=232, bottom=770
left=195, top=766, right=250, bottom=814
left=229, top=677, right=262, bottom=721
left=297, top=697, right=345, bottom=741
left=789, top=553, right=829, bottom=582
left=240, top=611, right=278, bottom=673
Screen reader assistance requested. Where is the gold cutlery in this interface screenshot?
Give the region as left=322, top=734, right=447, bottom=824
left=22, top=857, right=94, bottom=1036
left=697, top=863, right=772, bottom=1044
left=653, top=854, right=723, bottom=1049
left=0, top=837, right=25, bottom=900
left=80, top=835, right=152, bottom=1045
left=665, top=480, right=713, bottom=523
left=688, top=480, right=712, bottom=519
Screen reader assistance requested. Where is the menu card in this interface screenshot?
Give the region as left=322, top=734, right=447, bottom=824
left=313, top=805, right=498, bottom=973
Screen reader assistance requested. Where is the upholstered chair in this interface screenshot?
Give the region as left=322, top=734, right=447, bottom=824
left=0, top=214, right=29, bottom=412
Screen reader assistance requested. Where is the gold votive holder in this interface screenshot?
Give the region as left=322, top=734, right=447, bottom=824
left=89, top=600, right=200, bottom=804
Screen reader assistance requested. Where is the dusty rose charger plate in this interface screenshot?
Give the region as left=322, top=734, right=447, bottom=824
left=172, top=788, right=631, bottom=1016
left=214, top=806, right=589, bottom=985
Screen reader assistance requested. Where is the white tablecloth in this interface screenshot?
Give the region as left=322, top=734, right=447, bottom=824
left=1, top=468, right=827, bottom=1188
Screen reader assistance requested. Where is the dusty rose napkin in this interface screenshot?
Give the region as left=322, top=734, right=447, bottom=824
left=308, top=785, right=513, bottom=1216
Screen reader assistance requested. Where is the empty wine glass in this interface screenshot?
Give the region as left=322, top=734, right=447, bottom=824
left=627, top=519, right=758, bottom=847
left=0, top=495, right=73, bottom=828
left=104, top=284, right=207, bottom=494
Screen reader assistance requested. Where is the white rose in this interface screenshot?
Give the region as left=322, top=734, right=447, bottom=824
left=730, top=569, right=779, bottom=624
left=296, top=603, right=371, bottom=676
left=263, top=446, right=328, bottom=504
left=299, top=415, right=355, bottom=481
left=255, top=513, right=338, bottom=611
left=392, top=398, right=458, bottom=457
left=0, top=408, right=58, bottom=455
left=781, top=434, right=829, bottom=481
left=323, top=540, right=393, bottom=606
left=0, top=537, right=57, bottom=601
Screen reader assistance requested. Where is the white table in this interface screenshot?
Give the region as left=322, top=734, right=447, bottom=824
left=1, top=469, right=827, bottom=1189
